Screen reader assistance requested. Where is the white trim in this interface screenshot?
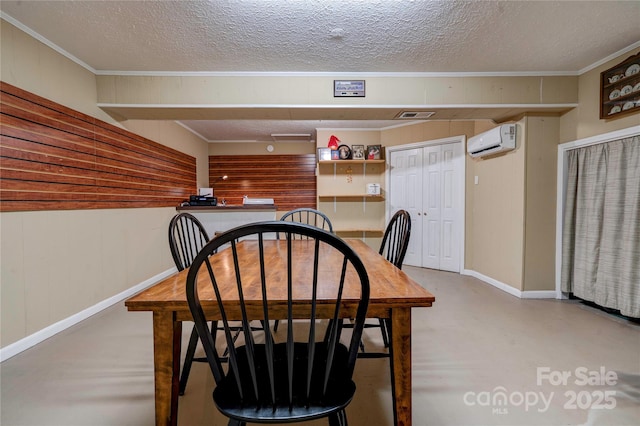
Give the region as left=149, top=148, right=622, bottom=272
left=174, top=121, right=209, bottom=142
left=521, top=291, right=558, bottom=299
left=1, top=12, right=96, bottom=74
left=555, top=125, right=640, bottom=299
left=94, top=70, right=580, bottom=77
left=3, top=12, right=635, bottom=79
left=558, top=125, right=640, bottom=151
left=578, top=41, right=640, bottom=75
left=386, top=135, right=464, bottom=152
left=461, top=269, right=556, bottom=299
left=98, top=102, right=578, bottom=110
left=0, top=267, right=177, bottom=362
left=386, top=135, right=466, bottom=273
left=555, top=147, right=569, bottom=300
left=317, top=121, right=420, bottom=133
left=462, top=269, right=522, bottom=298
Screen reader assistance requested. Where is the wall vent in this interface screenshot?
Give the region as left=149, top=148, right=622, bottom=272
left=395, top=111, right=436, bottom=119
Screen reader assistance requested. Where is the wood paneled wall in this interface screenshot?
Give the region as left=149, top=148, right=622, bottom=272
left=0, top=82, right=196, bottom=212
left=209, top=155, right=316, bottom=212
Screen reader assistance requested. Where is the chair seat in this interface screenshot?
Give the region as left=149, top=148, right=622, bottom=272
left=214, top=342, right=356, bottom=423
left=187, top=222, right=369, bottom=425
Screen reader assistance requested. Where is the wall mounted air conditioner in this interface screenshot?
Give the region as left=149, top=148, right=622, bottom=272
left=467, top=124, right=517, bottom=158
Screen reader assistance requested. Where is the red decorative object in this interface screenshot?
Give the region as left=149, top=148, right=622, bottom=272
left=328, top=135, right=340, bottom=150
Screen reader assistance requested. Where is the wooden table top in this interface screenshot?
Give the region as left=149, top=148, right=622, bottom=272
left=125, top=239, right=435, bottom=314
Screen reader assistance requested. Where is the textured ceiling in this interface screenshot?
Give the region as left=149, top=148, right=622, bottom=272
left=2, top=0, right=640, bottom=142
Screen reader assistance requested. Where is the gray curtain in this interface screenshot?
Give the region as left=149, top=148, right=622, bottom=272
left=561, top=135, right=640, bottom=318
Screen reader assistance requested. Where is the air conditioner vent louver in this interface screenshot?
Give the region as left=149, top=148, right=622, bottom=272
left=395, top=111, right=436, bottom=119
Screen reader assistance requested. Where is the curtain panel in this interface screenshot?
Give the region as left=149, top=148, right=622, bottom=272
left=561, top=135, right=640, bottom=318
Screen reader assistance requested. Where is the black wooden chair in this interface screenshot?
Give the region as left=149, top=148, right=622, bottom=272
left=373, top=209, right=411, bottom=349
left=168, top=213, right=258, bottom=395
left=168, top=213, right=213, bottom=395
left=280, top=208, right=333, bottom=236
left=186, top=221, right=370, bottom=426
left=345, top=209, right=411, bottom=357
left=274, top=208, right=335, bottom=331
left=379, top=209, right=411, bottom=270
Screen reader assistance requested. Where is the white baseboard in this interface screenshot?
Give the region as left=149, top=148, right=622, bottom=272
left=461, top=269, right=557, bottom=299
left=520, top=290, right=558, bottom=299
left=0, top=267, right=177, bottom=362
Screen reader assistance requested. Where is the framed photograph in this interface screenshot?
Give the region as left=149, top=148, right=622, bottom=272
left=366, top=145, right=382, bottom=160
left=352, top=145, right=365, bottom=159
left=331, top=150, right=340, bottom=160
left=317, top=147, right=331, bottom=161
left=337, top=144, right=352, bottom=160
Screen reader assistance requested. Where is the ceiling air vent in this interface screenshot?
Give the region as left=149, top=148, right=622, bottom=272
left=395, top=111, right=436, bottom=119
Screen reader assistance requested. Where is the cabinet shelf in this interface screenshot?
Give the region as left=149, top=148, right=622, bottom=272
left=334, top=229, right=384, bottom=236
left=316, top=145, right=386, bottom=244
left=318, top=159, right=385, bottom=165
left=602, top=72, right=640, bottom=90
left=603, top=88, right=640, bottom=105
left=600, top=52, right=640, bottom=119
left=318, top=194, right=384, bottom=199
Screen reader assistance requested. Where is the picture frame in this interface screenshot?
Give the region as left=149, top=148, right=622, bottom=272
left=352, top=145, right=365, bottom=160
left=337, top=144, right=352, bottom=160
left=317, top=147, right=331, bottom=161
left=366, top=145, right=382, bottom=160
left=331, top=150, right=340, bottom=160
left=334, top=80, right=365, bottom=97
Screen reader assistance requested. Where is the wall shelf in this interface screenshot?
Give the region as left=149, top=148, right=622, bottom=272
left=318, top=194, right=384, bottom=199
left=335, top=229, right=384, bottom=236
left=316, top=146, right=386, bottom=245
left=318, top=159, right=385, bottom=165
left=600, top=52, right=640, bottom=119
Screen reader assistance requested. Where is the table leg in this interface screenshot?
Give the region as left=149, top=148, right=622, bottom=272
left=153, top=311, right=182, bottom=426
left=389, top=307, right=411, bottom=426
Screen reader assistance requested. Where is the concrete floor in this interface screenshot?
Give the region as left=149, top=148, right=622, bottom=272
left=1, top=266, right=639, bottom=425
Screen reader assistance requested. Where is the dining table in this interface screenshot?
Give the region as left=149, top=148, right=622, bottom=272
left=125, top=238, right=435, bottom=426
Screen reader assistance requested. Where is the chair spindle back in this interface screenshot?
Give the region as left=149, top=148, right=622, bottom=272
left=185, top=221, right=369, bottom=419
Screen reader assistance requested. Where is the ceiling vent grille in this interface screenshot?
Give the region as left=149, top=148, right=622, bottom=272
left=395, top=111, right=436, bottom=119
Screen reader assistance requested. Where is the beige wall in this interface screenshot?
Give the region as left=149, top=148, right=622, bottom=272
left=560, top=47, right=640, bottom=143
left=96, top=74, right=580, bottom=112
left=380, top=121, right=480, bottom=148
left=315, top=129, right=385, bottom=248
left=0, top=21, right=208, bottom=348
left=1, top=208, right=177, bottom=346
left=378, top=117, right=559, bottom=293
left=1, top=21, right=113, bottom=125
left=209, top=142, right=315, bottom=156
left=2, top=17, right=638, bottom=349
left=523, top=116, right=560, bottom=291
left=464, top=119, right=528, bottom=290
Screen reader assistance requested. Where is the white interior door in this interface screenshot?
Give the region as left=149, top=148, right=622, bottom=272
left=389, top=148, right=422, bottom=266
left=438, top=143, right=462, bottom=272
left=388, top=139, right=463, bottom=272
left=423, top=146, right=442, bottom=269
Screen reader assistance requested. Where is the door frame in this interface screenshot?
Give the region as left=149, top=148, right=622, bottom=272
left=386, top=135, right=466, bottom=272
left=555, top=125, right=640, bottom=299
